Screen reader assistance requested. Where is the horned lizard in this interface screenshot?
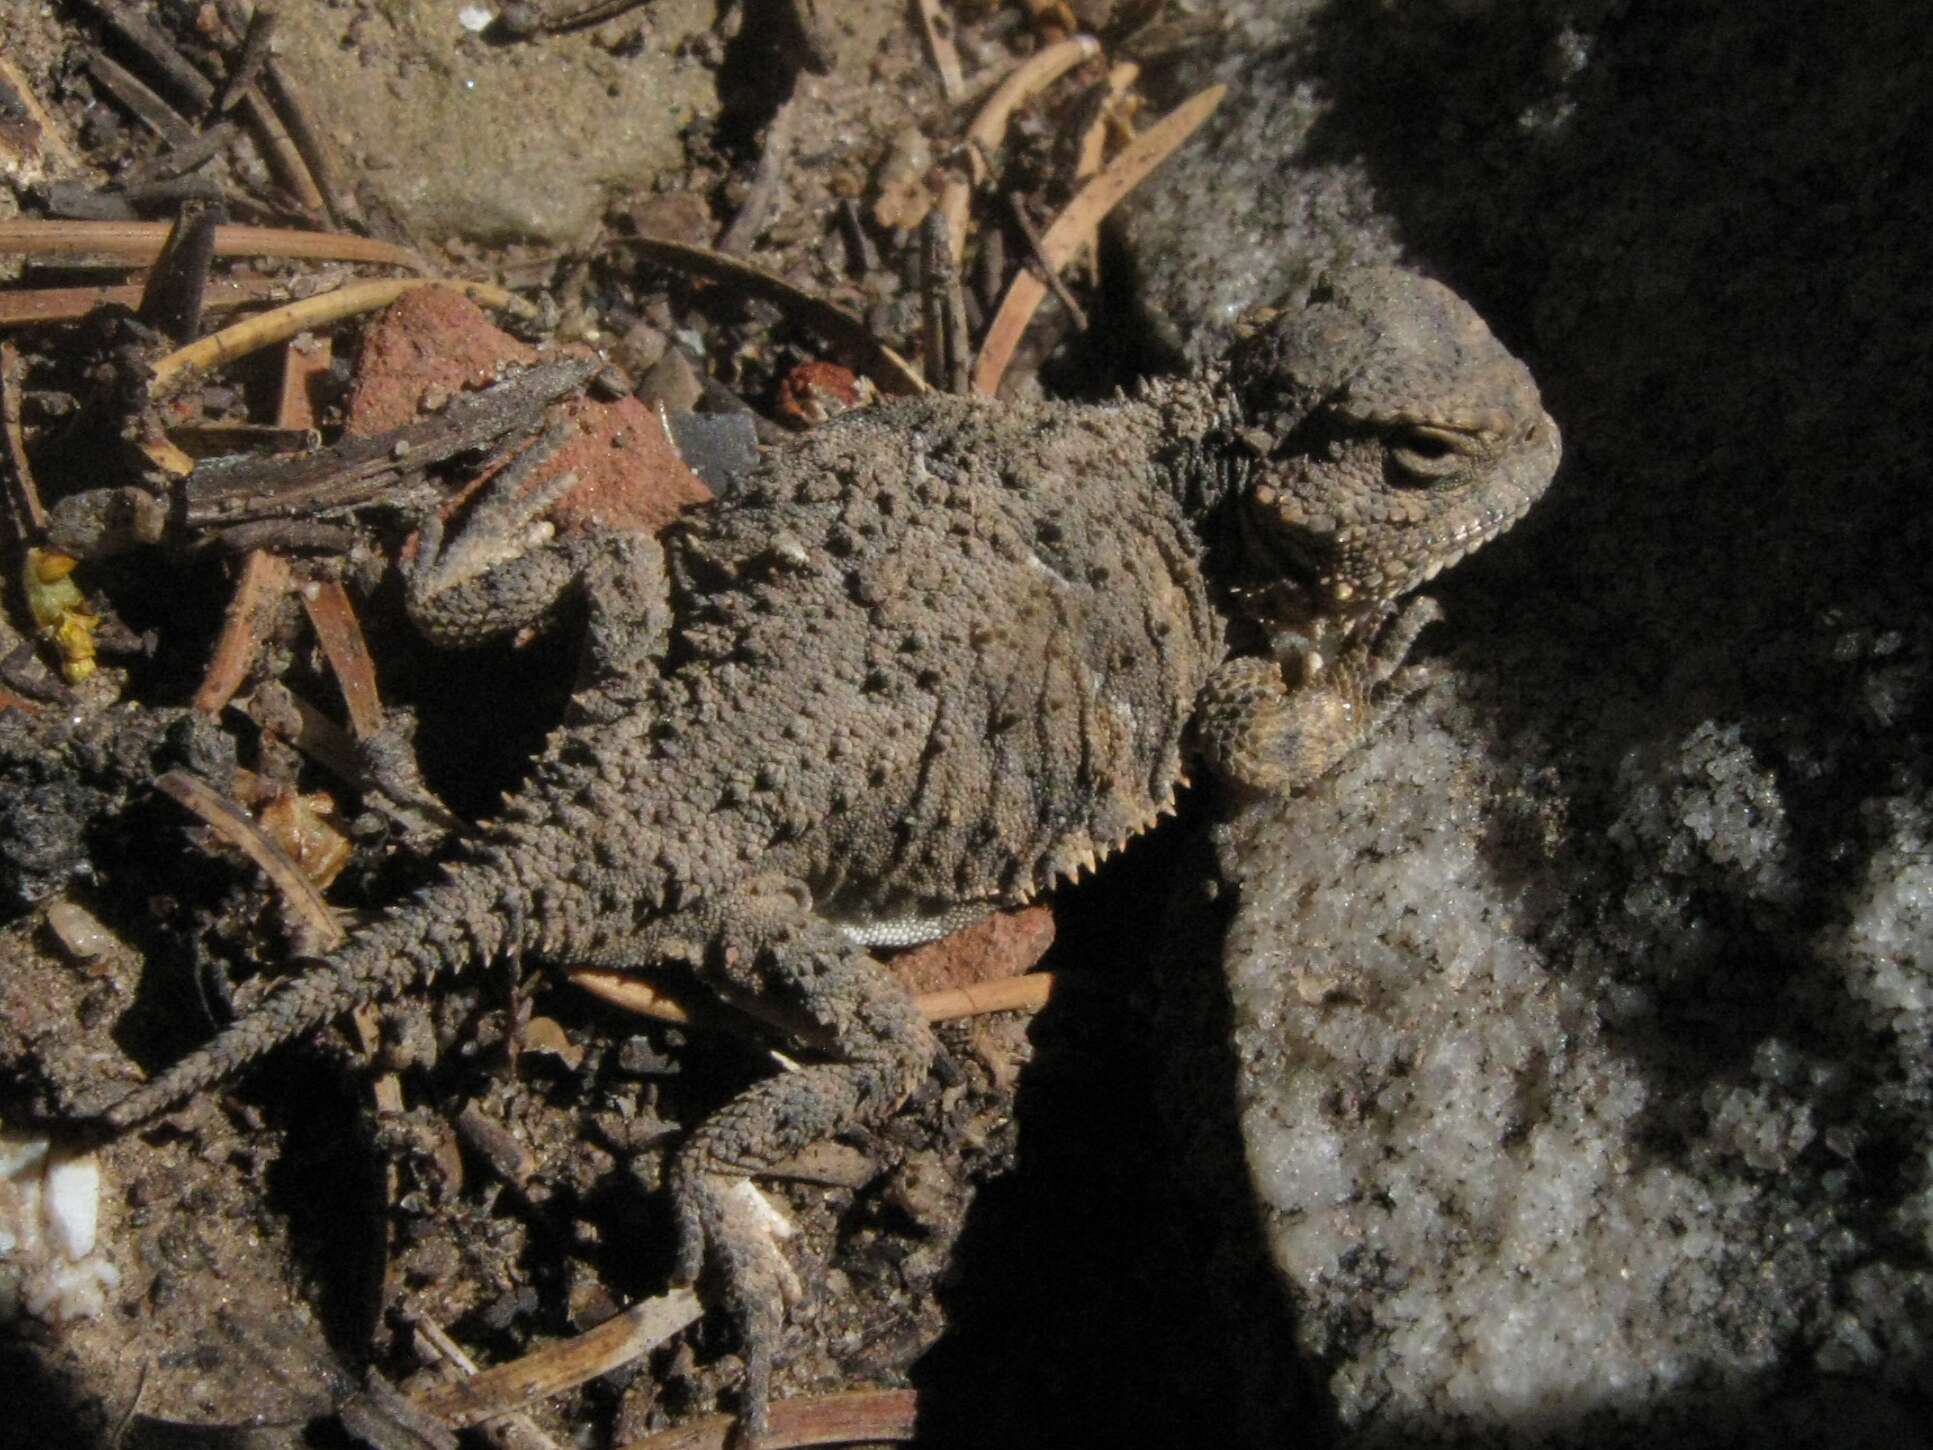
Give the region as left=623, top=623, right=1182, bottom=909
left=94, top=266, right=1560, bottom=1438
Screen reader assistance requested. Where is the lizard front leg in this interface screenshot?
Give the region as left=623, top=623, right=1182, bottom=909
left=405, top=420, right=591, bottom=648
left=401, top=416, right=673, bottom=716
left=1194, top=595, right=1444, bottom=792
left=613, top=879, right=938, bottom=1444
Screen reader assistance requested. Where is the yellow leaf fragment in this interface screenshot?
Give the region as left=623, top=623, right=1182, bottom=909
left=23, top=547, right=99, bottom=682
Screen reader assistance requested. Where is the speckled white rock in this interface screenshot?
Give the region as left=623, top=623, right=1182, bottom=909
left=0, top=1131, right=118, bottom=1324
left=1218, top=656, right=1933, bottom=1443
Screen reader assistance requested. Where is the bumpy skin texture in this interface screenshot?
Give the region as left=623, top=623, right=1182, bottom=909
left=97, top=267, right=1561, bottom=1439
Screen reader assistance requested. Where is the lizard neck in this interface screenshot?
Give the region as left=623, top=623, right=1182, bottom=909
left=1141, top=370, right=1314, bottom=637
left=1141, top=370, right=1250, bottom=529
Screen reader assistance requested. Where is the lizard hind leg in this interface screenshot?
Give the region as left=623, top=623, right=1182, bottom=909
left=627, top=879, right=938, bottom=1444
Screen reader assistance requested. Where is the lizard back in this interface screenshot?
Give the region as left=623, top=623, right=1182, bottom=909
left=639, top=390, right=1225, bottom=928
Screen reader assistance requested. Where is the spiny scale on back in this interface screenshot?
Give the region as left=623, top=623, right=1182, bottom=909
left=93, top=266, right=1561, bottom=1439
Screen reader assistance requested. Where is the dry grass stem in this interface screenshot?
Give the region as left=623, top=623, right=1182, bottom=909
left=938, top=33, right=1101, bottom=264
left=148, top=278, right=535, bottom=395
left=0, top=218, right=425, bottom=270
left=410, top=1291, right=704, bottom=1429
left=970, top=83, right=1224, bottom=396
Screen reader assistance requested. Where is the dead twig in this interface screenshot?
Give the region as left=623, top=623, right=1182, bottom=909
left=83, top=51, right=197, bottom=148
left=1, top=341, right=47, bottom=538
left=914, top=0, right=966, bottom=101
left=170, top=356, right=597, bottom=532
left=276, top=327, right=331, bottom=431
left=138, top=203, right=221, bottom=344
left=237, top=684, right=369, bottom=791
left=938, top=34, right=1102, bottom=266
left=614, top=235, right=927, bottom=397
left=348, top=1007, right=404, bottom=1113
left=409, top=1291, right=703, bottom=1429
left=834, top=197, right=877, bottom=276
left=73, top=0, right=217, bottom=112
left=971, top=83, right=1224, bottom=396
left=214, top=6, right=277, bottom=114
left=238, top=93, right=326, bottom=219
left=964, top=35, right=1101, bottom=187
left=148, top=277, right=537, bottom=396
left=43, top=177, right=222, bottom=219
left=299, top=577, right=385, bottom=740
left=717, top=100, right=792, bottom=257
left=77, top=0, right=325, bottom=216
left=410, top=1315, right=562, bottom=1450
left=0, top=277, right=289, bottom=329
left=230, top=75, right=327, bottom=220
left=169, top=421, right=320, bottom=458
left=194, top=548, right=292, bottom=715
left=909, top=973, right=1057, bottom=1021
left=336, top=1373, right=459, bottom=1450
left=122, top=121, right=244, bottom=186
left=214, top=0, right=354, bottom=224
left=452, top=1100, right=538, bottom=1189
left=240, top=683, right=468, bottom=838
left=155, top=767, right=345, bottom=950
left=202, top=518, right=355, bottom=553
left=616, top=1389, right=919, bottom=1450
left=497, top=0, right=654, bottom=36
left=999, top=183, right=1088, bottom=334
left=1071, top=61, right=1140, bottom=271
left=919, top=211, right=970, bottom=394
left=0, top=218, right=425, bottom=270
left=1076, top=61, right=1140, bottom=188
left=345, top=1000, right=404, bottom=1319
left=570, top=968, right=822, bottom=1039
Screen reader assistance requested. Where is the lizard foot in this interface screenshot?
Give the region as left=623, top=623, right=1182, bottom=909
left=1195, top=594, right=1446, bottom=793
left=668, top=1170, right=800, bottom=1446
left=619, top=881, right=938, bottom=1444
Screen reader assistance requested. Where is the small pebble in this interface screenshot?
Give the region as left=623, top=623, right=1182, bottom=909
left=47, top=900, right=119, bottom=967
left=44, top=1152, right=100, bottom=1259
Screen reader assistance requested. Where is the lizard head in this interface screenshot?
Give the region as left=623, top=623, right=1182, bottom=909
left=1223, top=266, right=1562, bottom=619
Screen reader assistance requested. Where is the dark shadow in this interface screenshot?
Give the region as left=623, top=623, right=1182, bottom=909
left=909, top=798, right=1319, bottom=1449
left=0, top=1337, right=114, bottom=1449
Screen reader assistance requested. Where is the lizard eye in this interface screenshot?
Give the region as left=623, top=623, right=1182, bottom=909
left=1390, top=425, right=1472, bottom=481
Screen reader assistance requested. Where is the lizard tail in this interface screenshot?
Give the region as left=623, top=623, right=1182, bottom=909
left=98, top=957, right=381, bottom=1130
left=98, top=882, right=501, bottom=1132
